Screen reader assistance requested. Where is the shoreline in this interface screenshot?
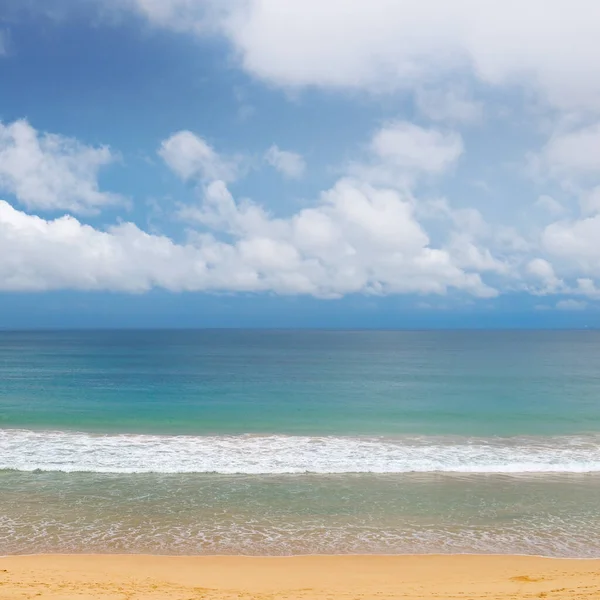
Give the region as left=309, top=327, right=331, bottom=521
left=1, top=554, right=599, bottom=599
left=4, top=551, right=600, bottom=560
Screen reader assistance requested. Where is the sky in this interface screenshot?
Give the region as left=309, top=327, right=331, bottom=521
left=2, top=1, right=600, bottom=328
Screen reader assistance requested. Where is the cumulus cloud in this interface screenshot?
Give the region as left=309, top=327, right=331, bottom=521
left=0, top=200, right=201, bottom=292
left=4, top=116, right=600, bottom=303
left=350, top=121, right=463, bottom=187
left=128, top=0, right=600, bottom=112
left=4, top=115, right=598, bottom=304
left=265, top=145, right=306, bottom=179
left=573, top=278, right=600, bottom=299
left=528, top=124, right=600, bottom=224
left=159, top=130, right=238, bottom=182
left=526, top=258, right=562, bottom=292
left=519, top=217, right=600, bottom=299
left=0, top=180, right=496, bottom=298
left=10, top=0, right=600, bottom=307
left=0, top=120, right=121, bottom=213
left=542, top=216, right=600, bottom=274
left=0, top=117, right=503, bottom=299
left=370, top=121, right=463, bottom=174
left=183, top=175, right=498, bottom=298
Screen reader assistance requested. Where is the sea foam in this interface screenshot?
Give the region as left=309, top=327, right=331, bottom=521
left=3, top=429, right=600, bottom=474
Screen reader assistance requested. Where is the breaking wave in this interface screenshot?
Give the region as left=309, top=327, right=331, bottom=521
left=2, top=429, right=600, bottom=474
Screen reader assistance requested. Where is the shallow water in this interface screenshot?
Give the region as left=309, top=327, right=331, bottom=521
left=2, top=472, right=599, bottom=557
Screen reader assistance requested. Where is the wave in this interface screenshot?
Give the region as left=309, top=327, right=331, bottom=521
left=2, top=429, right=600, bottom=474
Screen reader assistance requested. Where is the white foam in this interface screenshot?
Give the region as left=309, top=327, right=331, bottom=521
left=2, top=429, right=600, bottom=474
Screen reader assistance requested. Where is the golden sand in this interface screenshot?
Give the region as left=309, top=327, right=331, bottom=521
left=0, top=554, right=599, bottom=599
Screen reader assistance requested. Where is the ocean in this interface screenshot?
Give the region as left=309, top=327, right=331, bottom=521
left=1, top=329, right=600, bottom=557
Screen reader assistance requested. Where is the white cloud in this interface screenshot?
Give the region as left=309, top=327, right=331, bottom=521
left=542, top=216, right=600, bottom=274
left=530, top=125, right=600, bottom=230
left=527, top=215, right=600, bottom=299
left=15, top=3, right=600, bottom=304
left=0, top=200, right=200, bottom=292
left=526, top=258, right=562, bottom=292
left=0, top=117, right=501, bottom=299
left=265, top=145, right=306, bottom=179
left=419, top=201, right=512, bottom=276
left=371, top=121, right=463, bottom=173
left=159, top=130, right=238, bottom=182
left=573, top=278, right=600, bottom=299
left=0, top=120, right=121, bottom=213
left=0, top=172, right=497, bottom=298
left=556, top=299, right=587, bottom=311
left=129, top=0, right=600, bottom=112
left=9, top=113, right=600, bottom=304
left=167, top=119, right=506, bottom=300
left=355, top=121, right=463, bottom=186
left=447, top=235, right=508, bottom=275
left=537, top=122, right=600, bottom=177
left=415, top=86, right=483, bottom=124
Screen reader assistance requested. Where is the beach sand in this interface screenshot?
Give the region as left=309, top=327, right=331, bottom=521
left=0, top=555, right=599, bottom=599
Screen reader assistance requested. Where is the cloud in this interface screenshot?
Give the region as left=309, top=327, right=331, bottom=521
left=4, top=114, right=598, bottom=304
left=524, top=218, right=600, bottom=298
left=264, top=145, right=306, bottom=179
left=556, top=299, right=587, bottom=311
left=13, top=2, right=600, bottom=306
left=526, top=258, right=562, bottom=292
left=128, top=0, right=600, bottom=112
left=527, top=215, right=600, bottom=299
left=542, top=216, right=600, bottom=274
left=0, top=120, right=122, bottom=213
left=129, top=0, right=235, bottom=32
left=352, top=121, right=463, bottom=187
left=370, top=121, right=463, bottom=174
left=0, top=172, right=497, bottom=298
left=573, top=278, right=600, bottom=299
left=5, top=114, right=600, bottom=303
left=528, top=124, right=600, bottom=228
left=415, top=86, right=483, bottom=124
left=537, top=122, right=600, bottom=178
left=0, top=200, right=196, bottom=292
left=159, top=130, right=238, bottom=182
left=0, top=116, right=498, bottom=300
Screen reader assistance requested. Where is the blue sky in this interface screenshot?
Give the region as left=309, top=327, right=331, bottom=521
left=2, top=1, right=600, bottom=327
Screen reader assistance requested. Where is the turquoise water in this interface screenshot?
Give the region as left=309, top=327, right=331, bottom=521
left=3, top=330, right=600, bottom=435
left=1, top=330, right=600, bottom=556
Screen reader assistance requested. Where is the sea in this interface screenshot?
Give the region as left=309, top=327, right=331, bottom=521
left=1, top=329, right=600, bottom=557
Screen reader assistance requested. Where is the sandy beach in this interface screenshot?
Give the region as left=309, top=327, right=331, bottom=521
left=0, top=554, right=599, bottom=599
